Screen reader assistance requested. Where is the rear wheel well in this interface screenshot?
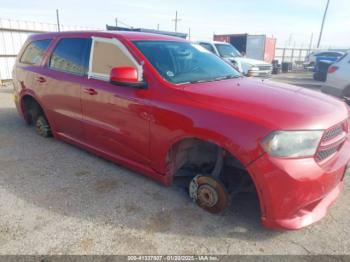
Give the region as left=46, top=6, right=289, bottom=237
left=22, top=95, right=45, bottom=125
left=167, top=138, right=257, bottom=195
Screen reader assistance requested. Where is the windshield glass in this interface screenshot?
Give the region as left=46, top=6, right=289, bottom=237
left=133, top=41, right=240, bottom=84
left=215, top=44, right=241, bottom=58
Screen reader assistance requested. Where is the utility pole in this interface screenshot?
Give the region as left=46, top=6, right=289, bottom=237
left=287, top=33, right=293, bottom=47
left=188, top=28, right=191, bottom=40
left=172, top=11, right=182, bottom=32
left=308, top=33, right=314, bottom=53
left=157, top=24, right=160, bottom=30
left=317, top=0, right=330, bottom=48
left=56, top=9, right=60, bottom=32
left=115, top=18, right=118, bottom=29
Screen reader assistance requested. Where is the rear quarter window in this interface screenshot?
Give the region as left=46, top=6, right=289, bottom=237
left=20, top=39, right=52, bottom=65
left=49, top=38, right=91, bottom=75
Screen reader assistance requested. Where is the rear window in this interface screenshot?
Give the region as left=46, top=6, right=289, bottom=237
left=199, top=43, right=216, bottom=54
left=316, top=52, right=343, bottom=58
left=49, top=38, right=91, bottom=75
left=20, top=39, right=52, bottom=65
left=336, top=52, right=349, bottom=62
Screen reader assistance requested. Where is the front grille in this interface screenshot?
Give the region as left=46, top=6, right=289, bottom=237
left=257, top=65, right=272, bottom=71
left=323, top=125, right=343, bottom=141
left=315, top=122, right=347, bottom=162
left=316, top=146, right=339, bottom=162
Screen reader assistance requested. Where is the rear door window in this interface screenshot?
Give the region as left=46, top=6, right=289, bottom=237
left=49, top=38, right=91, bottom=75
left=20, top=39, right=52, bottom=65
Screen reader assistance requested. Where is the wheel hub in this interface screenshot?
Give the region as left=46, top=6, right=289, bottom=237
left=189, top=175, right=228, bottom=214
left=197, top=184, right=218, bottom=208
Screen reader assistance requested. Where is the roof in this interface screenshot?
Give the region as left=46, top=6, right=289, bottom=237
left=28, top=30, right=187, bottom=42
left=196, top=40, right=232, bottom=45
left=106, top=25, right=187, bottom=39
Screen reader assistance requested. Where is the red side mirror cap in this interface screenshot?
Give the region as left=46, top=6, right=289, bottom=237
left=110, top=66, right=138, bottom=84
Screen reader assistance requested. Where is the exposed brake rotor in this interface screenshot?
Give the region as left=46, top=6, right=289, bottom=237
left=189, top=175, right=228, bottom=214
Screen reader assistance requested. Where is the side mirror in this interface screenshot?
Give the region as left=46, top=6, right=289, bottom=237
left=110, top=66, right=147, bottom=89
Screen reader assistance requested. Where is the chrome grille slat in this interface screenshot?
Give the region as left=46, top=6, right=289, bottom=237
left=316, top=122, right=346, bottom=162
left=316, top=146, right=339, bottom=162
left=257, top=65, right=272, bottom=71
left=323, top=125, right=343, bottom=141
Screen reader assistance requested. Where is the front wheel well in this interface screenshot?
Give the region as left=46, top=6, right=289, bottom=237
left=166, top=138, right=257, bottom=195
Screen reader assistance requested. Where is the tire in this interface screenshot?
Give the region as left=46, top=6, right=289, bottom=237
left=35, top=115, right=52, bottom=137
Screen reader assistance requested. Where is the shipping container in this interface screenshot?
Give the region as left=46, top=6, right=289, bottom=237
left=214, top=34, right=276, bottom=63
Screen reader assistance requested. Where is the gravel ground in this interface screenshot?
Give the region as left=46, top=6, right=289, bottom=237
left=270, top=71, right=321, bottom=89
left=0, top=85, right=349, bottom=255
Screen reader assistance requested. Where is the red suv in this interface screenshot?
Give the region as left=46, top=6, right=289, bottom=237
left=13, top=31, right=350, bottom=230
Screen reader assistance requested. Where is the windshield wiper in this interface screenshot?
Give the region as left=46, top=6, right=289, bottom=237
left=178, top=75, right=240, bottom=85
left=214, top=75, right=241, bottom=81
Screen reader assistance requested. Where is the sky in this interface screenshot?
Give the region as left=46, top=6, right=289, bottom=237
left=0, top=0, right=349, bottom=49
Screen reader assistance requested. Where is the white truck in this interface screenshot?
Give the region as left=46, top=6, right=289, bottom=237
left=197, top=41, right=272, bottom=77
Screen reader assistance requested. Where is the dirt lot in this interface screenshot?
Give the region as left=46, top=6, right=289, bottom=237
left=0, top=83, right=349, bottom=255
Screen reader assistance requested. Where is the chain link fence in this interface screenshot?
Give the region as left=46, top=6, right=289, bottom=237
left=274, top=47, right=312, bottom=67
left=0, top=18, right=101, bottom=84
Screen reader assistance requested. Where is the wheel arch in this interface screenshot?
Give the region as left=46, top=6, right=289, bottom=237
left=20, top=93, right=50, bottom=126
left=165, top=136, right=245, bottom=177
left=164, top=135, right=264, bottom=216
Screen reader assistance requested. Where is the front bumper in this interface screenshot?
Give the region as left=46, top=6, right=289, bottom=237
left=247, top=139, right=350, bottom=230
left=248, top=70, right=272, bottom=78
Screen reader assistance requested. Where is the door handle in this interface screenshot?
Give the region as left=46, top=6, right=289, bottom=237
left=83, top=88, right=98, bottom=95
left=35, top=76, right=46, bottom=83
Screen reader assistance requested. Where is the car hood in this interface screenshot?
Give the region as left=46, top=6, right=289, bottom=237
left=183, top=77, right=348, bottom=130
left=227, top=57, right=271, bottom=66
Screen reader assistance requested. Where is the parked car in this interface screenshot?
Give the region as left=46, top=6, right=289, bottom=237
left=321, top=52, right=350, bottom=102
left=313, top=60, right=333, bottom=81
left=13, top=31, right=350, bottom=230
left=197, top=41, right=272, bottom=77
left=304, top=50, right=344, bottom=68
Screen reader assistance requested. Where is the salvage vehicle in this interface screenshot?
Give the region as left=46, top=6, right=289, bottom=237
left=197, top=41, right=272, bottom=77
left=13, top=31, right=350, bottom=230
left=321, top=52, right=350, bottom=103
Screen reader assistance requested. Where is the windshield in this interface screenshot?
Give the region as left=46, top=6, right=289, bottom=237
left=215, top=44, right=241, bottom=58
left=133, top=41, right=240, bottom=84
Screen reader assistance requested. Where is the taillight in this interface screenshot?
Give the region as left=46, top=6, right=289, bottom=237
left=328, top=66, right=338, bottom=74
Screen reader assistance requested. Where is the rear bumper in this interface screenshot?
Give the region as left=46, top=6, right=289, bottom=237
left=321, top=84, right=344, bottom=98
left=247, top=139, right=350, bottom=230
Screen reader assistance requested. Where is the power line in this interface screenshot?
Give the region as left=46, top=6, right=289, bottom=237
left=114, top=18, right=133, bottom=28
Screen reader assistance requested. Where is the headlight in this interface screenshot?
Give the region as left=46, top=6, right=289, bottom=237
left=261, top=131, right=323, bottom=157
